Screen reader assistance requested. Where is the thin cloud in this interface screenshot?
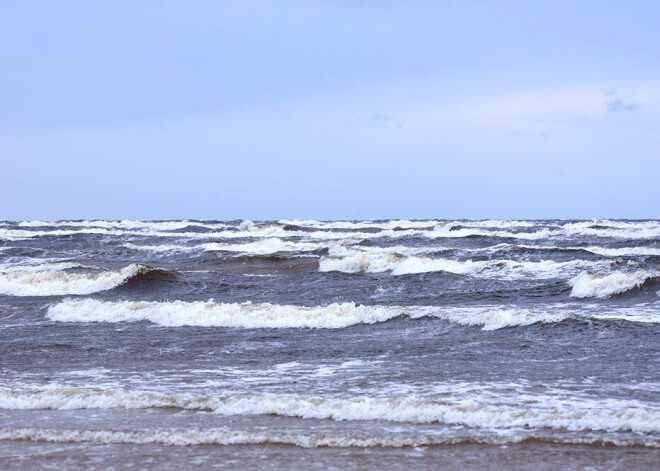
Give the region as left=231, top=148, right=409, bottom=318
left=370, top=113, right=402, bottom=127
left=606, top=98, right=640, bottom=112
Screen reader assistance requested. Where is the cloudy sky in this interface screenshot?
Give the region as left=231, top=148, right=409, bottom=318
left=1, top=0, right=659, bottom=220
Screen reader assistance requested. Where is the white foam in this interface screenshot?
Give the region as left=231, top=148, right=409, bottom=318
left=0, top=264, right=151, bottom=296
left=563, top=220, right=660, bottom=239
left=46, top=299, right=578, bottom=330
left=0, top=427, right=655, bottom=448
left=278, top=219, right=439, bottom=230
left=427, top=226, right=558, bottom=240
left=320, top=252, right=606, bottom=279
left=0, top=388, right=657, bottom=433
left=465, top=243, right=660, bottom=257
left=582, top=246, right=660, bottom=257
left=47, top=300, right=406, bottom=328
left=17, top=220, right=232, bottom=231
left=203, top=238, right=327, bottom=255
left=238, top=220, right=258, bottom=232
left=279, top=219, right=538, bottom=231
left=123, top=243, right=197, bottom=253
left=570, top=270, right=658, bottom=298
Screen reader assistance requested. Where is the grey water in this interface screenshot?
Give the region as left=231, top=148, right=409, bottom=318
left=0, top=219, right=658, bottom=469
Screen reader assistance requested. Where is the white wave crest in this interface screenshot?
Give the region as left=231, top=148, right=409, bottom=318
left=278, top=219, right=439, bottom=230
left=203, top=238, right=326, bottom=255
left=569, top=270, right=658, bottom=298
left=1, top=388, right=657, bottom=433
left=0, top=427, right=660, bottom=448
left=563, top=220, right=660, bottom=239
left=17, top=220, right=233, bottom=230
left=123, top=243, right=196, bottom=253
left=319, top=251, right=605, bottom=279
left=0, top=427, right=655, bottom=448
left=427, top=226, right=557, bottom=240
left=582, top=246, right=660, bottom=257
left=0, top=264, right=151, bottom=296
left=46, top=299, right=575, bottom=330
left=47, top=300, right=406, bottom=328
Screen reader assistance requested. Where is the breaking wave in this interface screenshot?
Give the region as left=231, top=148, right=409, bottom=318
left=582, top=246, right=660, bottom=257
left=203, top=238, right=327, bottom=255
left=1, top=388, right=658, bottom=434
left=319, top=252, right=607, bottom=279
left=570, top=270, right=659, bottom=298
left=46, top=299, right=579, bottom=330
left=17, top=220, right=232, bottom=231
left=0, top=427, right=656, bottom=448
left=0, top=264, right=156, bottom=296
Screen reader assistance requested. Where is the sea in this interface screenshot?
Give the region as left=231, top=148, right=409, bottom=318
left=0, top=219, right=658, bottom=470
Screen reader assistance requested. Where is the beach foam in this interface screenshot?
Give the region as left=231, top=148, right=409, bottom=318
left=0, top=388, right=657, bottom=433
left=0, top=427, right=656, bottom=448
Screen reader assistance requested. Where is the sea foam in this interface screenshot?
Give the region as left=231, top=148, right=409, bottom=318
left=1, top=427, right=656, bottom=448
left=0, top=388, right=657, bottom=433
left=319, top=251, right=607, bottom=279
left=46, top=299, right=575, bottom=330
left=569, top=270, right=658, bottom=298
left=0, top=264, right=152, bottom=296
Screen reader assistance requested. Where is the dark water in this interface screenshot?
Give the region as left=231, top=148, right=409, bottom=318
left=0, top=219, right=659, bottom=469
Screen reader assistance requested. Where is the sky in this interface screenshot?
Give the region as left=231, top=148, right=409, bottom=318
left=1, top=0, right=659, bottom=220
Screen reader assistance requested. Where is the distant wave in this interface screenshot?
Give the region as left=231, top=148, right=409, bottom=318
left=469, top=243, right=660, bottom=257
left=5, top=219, right=660, bottom=243
left=569, top=270, right=659, bottom=298
left=17, top=220, right=232, bottom=231
left=1, top=388, right=657, bottom=434
left=0, top=264, right=156, bottom=296
left=203, top=238, right=328, bottom=255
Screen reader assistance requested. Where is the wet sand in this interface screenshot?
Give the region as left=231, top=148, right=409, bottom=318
left=0, top=441, right=657, bottom=470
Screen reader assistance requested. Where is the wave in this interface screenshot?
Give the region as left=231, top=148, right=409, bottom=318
left=45, top=299, right=581, bottom=330
left=464, top=243, right=660, bottom=257
left=5, top=220, right=660, bottom=243
left=569, top=270, right=659, bottom=298
left=0, top=264, right=155, bottom=296
left=203, top=238, right=328, bottom=255
left=562, top=221, right=660, bottom=239
left=319, top=252, right=608, bottom=279
left=425, top=226, right=558, bottom=240
left=582, top=246, right=660, bottom=257
left=17, top=220, right=232, bottom=231
left=123, top=239, right=660, bottom=259
left=277, top=219, right=441, bottom=231
left=1, top=388, right=657, bottom=433
left=123, top=243, right=197, bottom=253
left=279, top=219, right=539, bottom=231
left=0, top=427, right=656, bottom=448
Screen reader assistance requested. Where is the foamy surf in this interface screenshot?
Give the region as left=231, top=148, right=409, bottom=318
left=46, top=299, right=579, bottom=330
left=203, top=238, right=329, bottom=255
left=569, top=270, right=658, bottom=298
left=319, top=252, right=608, bottom=279
left=17, top=220, right=232, bottom=231
left=0, top=264, right=153, bottom=296
left=1, top=388, right=658, bottom=433
left=0, top=427, right=656, bottom=448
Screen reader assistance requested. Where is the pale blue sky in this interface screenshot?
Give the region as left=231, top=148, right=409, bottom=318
left=1, top=0, right=659, bottom=220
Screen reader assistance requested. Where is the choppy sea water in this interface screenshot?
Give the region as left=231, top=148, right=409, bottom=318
left=0, top=219, right=658, bottom=469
